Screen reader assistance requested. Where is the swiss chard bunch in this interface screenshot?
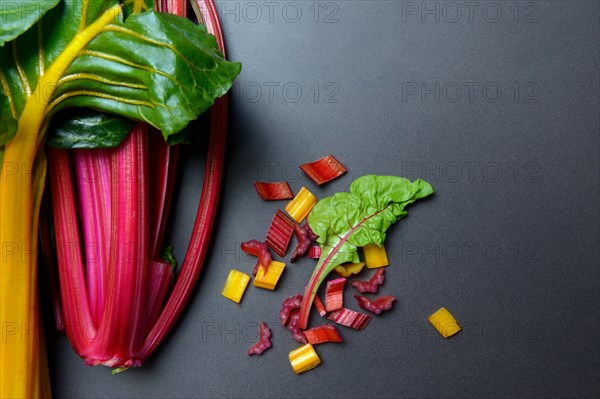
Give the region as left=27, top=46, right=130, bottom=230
left=0, top=0, right=240, bottom=395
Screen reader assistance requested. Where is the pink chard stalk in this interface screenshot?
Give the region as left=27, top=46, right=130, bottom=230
left=44, top=0, right=238, bottom=369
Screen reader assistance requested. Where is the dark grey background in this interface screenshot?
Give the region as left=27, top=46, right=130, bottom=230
left=47, top=1, right=599, bottom=397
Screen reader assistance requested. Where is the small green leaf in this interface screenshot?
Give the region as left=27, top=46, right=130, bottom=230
left=0, top=0, right=60, bottom=46
left=299, top=175, right=434, bottom=327
left=160, top=244, right=177, bottom=269
left=309, top=175, right=434, bottom=259
left=46, top=109, right=135, bottom=148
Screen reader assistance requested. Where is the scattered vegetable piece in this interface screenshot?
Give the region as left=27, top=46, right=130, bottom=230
left=363, top=243, right=389, bottom=268
left=289, top=344, right=321, bottom=374
left=308, top=245, right=322, bottom=259
left=291, top=223, right=312, bottom=262
left=325, top=278, right=346, bottom=312
left=303, top=324, right=342, bottom=345
left=428, top=307, right=461, bottom=338
left=354, top=295, right=396, bottom=315
left=327, top=308, right=372, bottom=330
left=241, top=240, right=272, bottom=275
left=279, top=295, right=303, bottom=326
left=287, top=311, right=308, bottom=344
left=253, top=261, right=286, bottom=290
left=253, top=181, right=294, bottom=200
left=247, top=322, right=272, bottom=356
left=252, top=260, right=261, bottom=277
left=221, top=270, right=251, bottom=303
left=304, top=221, right=319, bottom=241
left=334, top=262, right=366, bottom=278
left=313, top=295, right=327, bottom=317
left=298, top=175, right=434, bottom=329
left=265, top=210, right=296, bottom=257
left=300, top=155, right=347, bottom=185
left=351, top=269, right=385, bottom=294
left=285, top=187, right=318, bottom=223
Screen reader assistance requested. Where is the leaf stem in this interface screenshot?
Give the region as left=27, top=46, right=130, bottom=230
left=298, top=207, right=389, bottom=329
left=138, top=0, right=229, bottom=359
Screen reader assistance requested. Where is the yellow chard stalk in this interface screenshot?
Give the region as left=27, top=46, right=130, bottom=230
left=1, top=3, right=122, bottom=397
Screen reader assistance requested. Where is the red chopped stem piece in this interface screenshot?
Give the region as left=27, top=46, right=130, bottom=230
left=279, top=295, right=303, bottom=326
left=241, top=240, right=272, bottom=275
left=351, top=268, right=385, bottom=294
left=247, top=322, right=272, bottom=356
left=252, top=260, right=261, bottom=277
left=290, top=223, right=311, bottom=262
left=265, top=209, right=295, bottom=257
left=328, top=308, right=372, bottom=330
left=299, top=155, right=347, bottom=185
left=287, top=311, right=307, bottom=344
left=313, top=295, right=327, bottom=317
left=325, top=278, right=346, bottom=312
left=253, top=181, right=294, bottom=201
left=354, top=295, right=396, bottom=315
left=307, top=245, right=321, bottom=259
left=304, top=221, right=318, bottom=241
left=303, top=324, right=342, bottom=345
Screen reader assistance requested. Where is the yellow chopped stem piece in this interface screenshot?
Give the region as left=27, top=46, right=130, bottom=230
left=221, top=270, right=251, bottom=303
left=428, top=307, right=461, bottom=338
left=334, top=262, right=366, bottom=277
left=253, top=261, right=286, bottom=290
left=363, top=243, right=389, bottom=268
left=289, top=343, right=321, bottom=374
left=285, top=186, right=317, bottom=223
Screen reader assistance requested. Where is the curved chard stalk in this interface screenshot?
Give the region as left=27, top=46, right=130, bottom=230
left=139, top=0, right=231, bottom=359
left=147, top=132, right=179, bottom=260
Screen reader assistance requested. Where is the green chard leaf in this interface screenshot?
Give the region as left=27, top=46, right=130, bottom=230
left=0, top=0, right=61, bottom=46
left=309, top=175, right=434, bottom=267
left=0, top=0, right=241, bottom=147
left=298, top=175, right=434, bottom=328
left=47, top=109, right=134, bottom=148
